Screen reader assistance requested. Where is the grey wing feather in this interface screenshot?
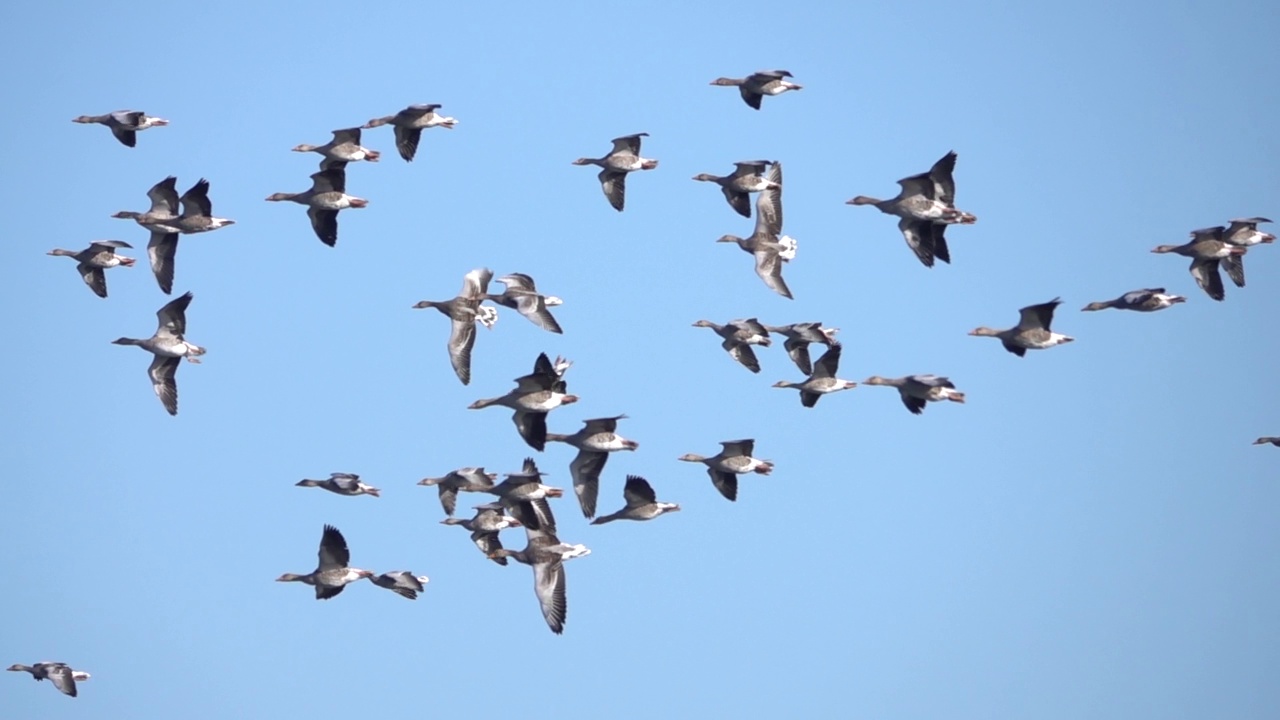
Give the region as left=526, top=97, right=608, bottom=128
left=570, top=451, right=608, bottom=519
left=148, top=354, right=180, bottom=415
left=318, top=525, right=350, bottom=570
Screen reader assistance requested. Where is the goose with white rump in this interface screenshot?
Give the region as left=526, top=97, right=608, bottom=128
left=692, top=318, right=772, bottom=373
left=412, top=268, right=497, bottom=385
left=678, top=439, right=774, bottom=502
left=276, top=524, right=374, bottom=600
left=486, top=273, right=563, bottom=334
left=693, top=160, right=779, bottom=219
left=592, top=475, right=681, bottom=524
left=846, top=151, right=976, bottom=268
left=863, top=375, right=966, bottom=415
left=772, top=342, right=857, bottom=407
left=73, top=110, right=168, bottom=147
left=292, top=127, right=380, bottom=164
left=760, top=322, right=838, bottom=376
left=468, top=353, right=579, bottom=451
left=7, top=662, right=89, bottom=697
left=710, top=70, right=803, bottom=109
left=545, top=414, right=639, bottom=519
left=488, top=523, right=589, bottom=635
left=48, top=240, right=135, bottom=298
left=296, top=472, right=381, bottom=497
left=419, top=466, right=497, bottom=516
left=1152, top=227, right=1246, bottom=301
left=266, top=167, right=368, bottom=247
left=370, top=572, right=429, bottom=600
left=1081, top=288, right=1186, bottom=312
left=572, top=133, right=659, bottom=211
left=969, top=298, right=1073, bottom=357
left=441, top=503, right=523, bottom=565
left=717, top=161, right=796, bottom=298
left=112, top=291, right=206, bottom=415
left=362, top=104, right=457, bottom=162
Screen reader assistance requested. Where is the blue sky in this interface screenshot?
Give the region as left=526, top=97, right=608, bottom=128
left=4, top=0, right=1279, bottom=716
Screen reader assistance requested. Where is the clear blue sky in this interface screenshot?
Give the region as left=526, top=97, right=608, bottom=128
left=3, top=0, right=1278, bottom=717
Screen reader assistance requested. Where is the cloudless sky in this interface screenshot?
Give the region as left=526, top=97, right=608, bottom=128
left=3, top=0, right=1279, bottom=717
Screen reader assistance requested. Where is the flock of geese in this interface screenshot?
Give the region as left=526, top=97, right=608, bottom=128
left=20, top=67, right=1276, bottom=699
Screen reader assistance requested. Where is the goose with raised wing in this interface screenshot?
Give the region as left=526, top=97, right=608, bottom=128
left=572, top=133, right=659, bottom=211
left=1152, top=227, right=1247, bottom=301
left=772, top=343, right=857, bottom=407
left=1254, top=437, right=1280, bottom=447
left=292, top=127, right=380, bottom=163
left=678, top=439, right=774, bottom=502
left=441, top=503, right=523, bottom=565
left=692, top=318, right=772, bottom=373
left=846, top=151, right=976, bottom=267
left=693, top=160, right=779, bottom=219
left=419, top=466, right=497, bottom=516
left=468, top=353, right=579, bottom=451
left=1081, top=288, right=1186, bottom=312
left=73, top=110, right=168, bottom=147
left=592, top=475, right=680, bottom=524
left=47, top=241, right=135, bottom=298
left=172, top=179, right=235, bottom=234
left=266, top=167, right=368, bottom=247
left=760, top=322, right=838, bottom=375
left=111, top=291, right=206, bottom=415
left=296, top=472, right=380, bottom=497
left=717, top=162, right=796, bottom=298
left=863, top=375, right=966, bottom=415
left=275, top=524, right=373, bottom=600
left=486, top=273, right=563, bottom=334
left=969, top=298, right=1074, bottom=357
left=413, top=268, right=496, bottom=385
left=370, top=571, right=429, bottom=600
left=362, top=104, right=457, bottom=162
left=546, top=415, right=639, bottom=519
left=710, top=70, right=803, bottom=109
left=111, top=176, right=182, bottom=293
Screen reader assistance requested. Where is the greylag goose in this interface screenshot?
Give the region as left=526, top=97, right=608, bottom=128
left=678, top=439, right=774, bottom=501
left=441, top=503, right=523, bottom=565
left=111, top=176, right=182, bottom=293
left=362, top=104, right=457, bottom=162
left=275, top=524, right=373, bottom=600
left=486, top=273, right=563, bottom=334
left=7, top=662, right=85, bottom=697
left=296, top=472, right=380, bottom=497
left=591, top=475, right=680, bottom=524
left=1253, top=437, right=1280, bottom=447
left=370, top=571, right=429, bottom=600
left=412, top=268, right=496, bottom=385
left=73, top=110, right=168, bottom=147
left=969, top=298, right=1074, bottom=357
left=1224, top=217, right=1275, bottom=247
left=172, top=179, right=235, bottom=234
left=468, top=353, right=579, bottom=451
left=292, top=127, right=380, bottom=163
left=693, top=161, right=779, bottom=218
left=772, top=342, right=857, bottom=407
left=863, top=375, right=966, bottom=415
left=112, top=291, right=206, bottom=415
left=47, top=241, right=135, bottom=298
left=1081, top=288, right=1186, bottom=312
left=846, top=151, right=976, bottom=267
left=692, top=318, right=772, bottom=373
left=546, top=415, right=639, bottom=519
left=572, top=133, right=659, bottom=211
left=265, top=167, right=368, bottom=247
left=717, top=162, right=796, bottom=298
left=419, top=466, right=497, bottom=516
left=487, top=523, right=589, bottom=635
left=467, top=458, right=562, bottom=533
left=1152, top=227, right=1247, bottom=301
left=710, top=70, right=803, bottom=109
left=760, top=322, right=838, bottom=375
